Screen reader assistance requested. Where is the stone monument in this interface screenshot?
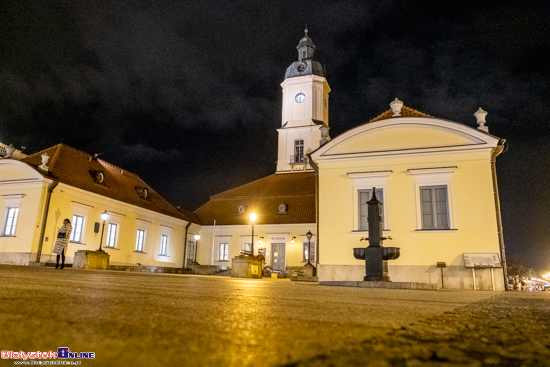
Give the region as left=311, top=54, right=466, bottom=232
left=353, top=188, right=400, bottom=281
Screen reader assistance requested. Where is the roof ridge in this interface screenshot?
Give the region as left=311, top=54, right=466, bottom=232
left=369, top=105, right=433, bottom=123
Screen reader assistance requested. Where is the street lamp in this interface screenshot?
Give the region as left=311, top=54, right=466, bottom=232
left=249, top=213, right=257, bottom=256
left=306, top=230, right=313, bottom=265
left=193, top=234, right=201, bottom=264
left=98, top=210, right=109, bottom=252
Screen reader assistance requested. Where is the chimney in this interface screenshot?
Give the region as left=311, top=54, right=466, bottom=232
left=390, top=98, right=404, bottom=117
left=474, top=107, right=488, bottom=132
left=39, top=152, right=50, bottom=172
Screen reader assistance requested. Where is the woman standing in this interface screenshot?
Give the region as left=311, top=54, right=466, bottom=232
left=52, top=218, right=72, bottom=269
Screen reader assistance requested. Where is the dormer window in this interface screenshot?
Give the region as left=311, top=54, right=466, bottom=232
left=90, top=170, right=106, bottom=185
left=277, top=203, right=288, bottom=214
left=237, top=205, right=248, bottom=214
left=135, top=187, right=149, bottom=199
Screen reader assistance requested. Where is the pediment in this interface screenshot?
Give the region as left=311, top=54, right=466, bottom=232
left=0, top=160, right=44, bottom=182
left=316, top=118, right=499, bottom=157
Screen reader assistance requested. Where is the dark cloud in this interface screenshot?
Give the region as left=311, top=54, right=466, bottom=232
left=1, top=0, right=549, bottom=271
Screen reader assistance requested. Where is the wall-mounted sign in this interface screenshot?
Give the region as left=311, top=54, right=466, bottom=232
left=463, top=253, right=501, bottom=268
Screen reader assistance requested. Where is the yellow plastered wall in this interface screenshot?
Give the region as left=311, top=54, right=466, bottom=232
left=318, top=149, right=501, bottom=269
left=41, top=184, right=188, bottom=267
left=197, top=223, right=316, bottom=270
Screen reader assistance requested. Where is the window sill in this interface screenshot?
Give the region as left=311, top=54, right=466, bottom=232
left=104, top=247, right=119, bottom=250
left=415, top=229, right=457, bottom=232
left=158, top=254, right=169, bottom=257
left=352, top=229, right=391, bottom=233
left=216, top=260, right=230, bottom=263
left=70, top=241, right=86, bottom=245
left=134, top=251, right=147, bottom=254
left=0, top=235, right=16, bottom=238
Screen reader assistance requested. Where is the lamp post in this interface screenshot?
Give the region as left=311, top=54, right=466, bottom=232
left=193, top=234, right=201, bottom=264
left=98, top=210, right=109, bottom=252
left=306, top=230, right=313, bottom=265
left=249, top=213, right=257, bottom=255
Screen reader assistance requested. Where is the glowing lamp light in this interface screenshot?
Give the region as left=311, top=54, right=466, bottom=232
left=249, top=213, right=257, bottom=222
left=194, top=234, right=201, bottom=241
left=100, top=210, right=109, bottom=221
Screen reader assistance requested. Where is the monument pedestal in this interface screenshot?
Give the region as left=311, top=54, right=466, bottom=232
left=231, top=255, right=262, bottom=279
left=303, top=264, right=315, bottom=277
left=73, top=250, right=110, bottom=270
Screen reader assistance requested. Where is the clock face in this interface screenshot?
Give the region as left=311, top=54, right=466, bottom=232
left=295, top=93, right=306, bottom=103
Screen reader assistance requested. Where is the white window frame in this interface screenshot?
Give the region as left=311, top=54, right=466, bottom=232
left=358, top=188, right=384, bottom=231
left=347, top=171, right=391, bottom=232
left=1, top=194, right=24, bottom=237
left=69, top=202, right=93, bottom=244
left=159, top=225, right=172, bottom=257
left=219, top=243, right=229, bottom=261
left=187, top=240, right=195, bottom=261
left=135, top=229, right=145, bottom=252
left=159, top=234, right=168, bottom=256
left=294, top=139, right=304, bottom=163
left=105, top=223, right=118, bottom=248
left=419, top=185, right=450, bottom=229
left=3, top=207, right=19, bottom=236
left=409, top=167, right=456, bottom=230
left=70, top=215, right=85, bottom=243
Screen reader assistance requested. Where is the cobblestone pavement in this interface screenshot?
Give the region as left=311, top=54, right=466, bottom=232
left=289, top=292, right=550, bottom=367
left=0, top=265, right=548, bottom=367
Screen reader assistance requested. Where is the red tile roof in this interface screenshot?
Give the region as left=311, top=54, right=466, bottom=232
left=21, top=144, right=196, bottom=223
left=369, top=106, right=432, bottom=122
left=194, top=172, right=316, bottom=225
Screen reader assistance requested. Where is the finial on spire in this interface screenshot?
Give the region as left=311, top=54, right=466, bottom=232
left=304, top=25, right=308, bottom=36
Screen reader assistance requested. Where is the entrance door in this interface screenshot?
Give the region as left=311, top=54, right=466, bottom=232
left=271, top=243, right=286, bottom=272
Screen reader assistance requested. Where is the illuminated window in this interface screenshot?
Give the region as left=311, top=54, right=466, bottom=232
left=160, top=235, right=168, bottom=256
left=219, top=243, right=229, bottom=261
left=105, top=223, right=118, bottom=248
left=135, top=229, right=145, bottom=252
left=358, top=188, right=383, bottom=231
left=70, top=215, right=85, bottom=243
left=294, top=140, right=304, bottom=163
left=3, top=207, right=19, bottom=236
left=420, top=186, right=449, bottom=229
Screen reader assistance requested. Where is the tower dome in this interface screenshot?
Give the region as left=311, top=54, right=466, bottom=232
left=284, top=27, right=325, bottom=80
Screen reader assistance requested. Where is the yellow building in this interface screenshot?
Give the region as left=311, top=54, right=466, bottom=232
left=309, top=101, right=507, bottom=290
left=0, top=144, right=199, bottom=267
left=0, top=30, right=508, bottom=289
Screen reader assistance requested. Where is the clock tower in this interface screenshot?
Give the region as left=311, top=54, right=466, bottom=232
left=276, top=28, right=331, bottom=172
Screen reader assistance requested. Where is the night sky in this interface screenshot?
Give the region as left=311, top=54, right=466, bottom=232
left=1, top=1, right=549, bottom=271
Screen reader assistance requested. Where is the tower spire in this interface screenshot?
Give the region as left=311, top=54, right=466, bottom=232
left=297, top=26, right=316, bottom=61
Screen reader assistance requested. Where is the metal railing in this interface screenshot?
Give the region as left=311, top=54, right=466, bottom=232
left=289, top=155, right=307, bottom=164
